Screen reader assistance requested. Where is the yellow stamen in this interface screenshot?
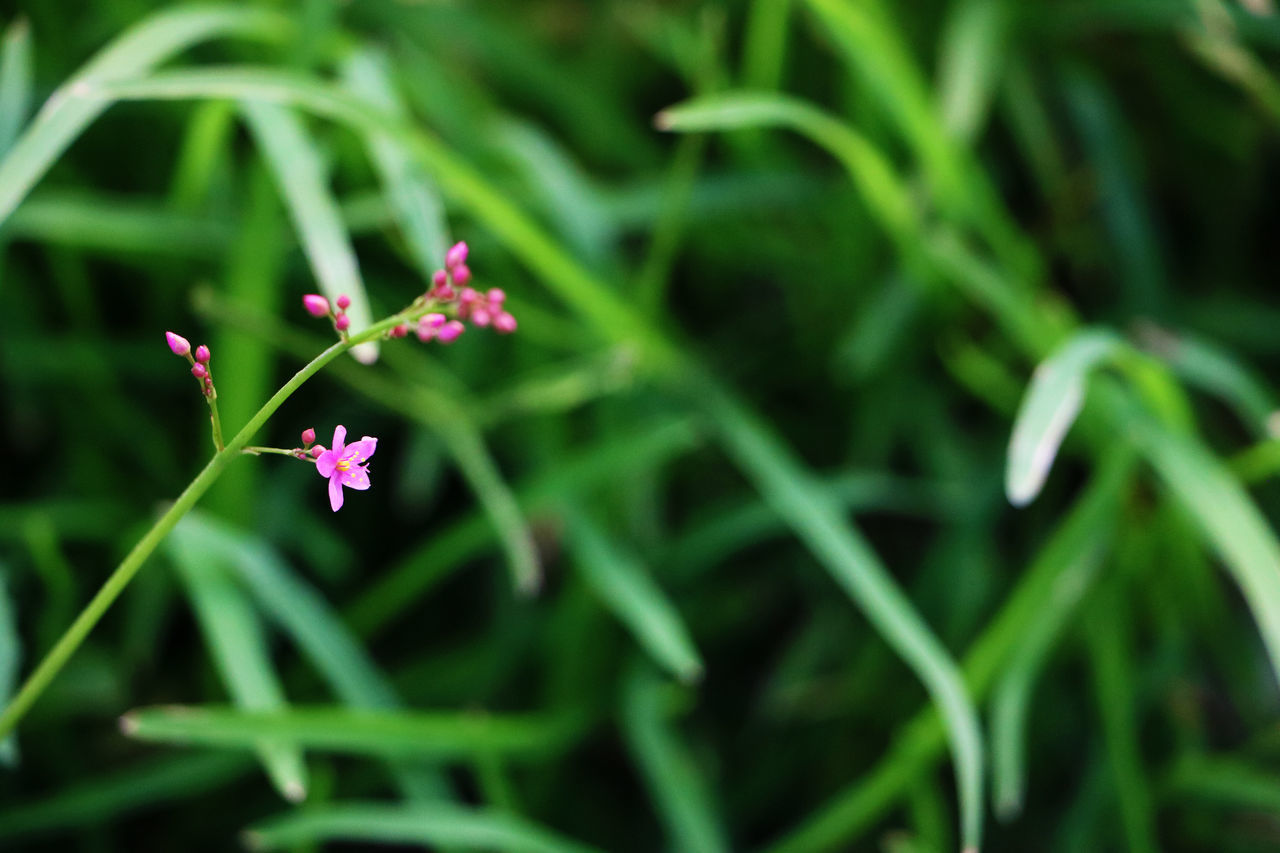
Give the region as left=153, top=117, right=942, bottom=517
left=336, top=459, right=350, bottom=472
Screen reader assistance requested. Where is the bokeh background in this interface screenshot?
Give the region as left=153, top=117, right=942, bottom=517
left=4, top=1, right=1280, bottom=851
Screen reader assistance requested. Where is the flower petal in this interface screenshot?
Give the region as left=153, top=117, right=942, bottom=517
left=328, top=474, right=345, bottom=512
left=331, top=425, right=347, bottom=454
left=315, top=448, right=340, bottom=479
left=342, top=437, right=377, bottom=465
left=340, top=465, right=371, bottom=491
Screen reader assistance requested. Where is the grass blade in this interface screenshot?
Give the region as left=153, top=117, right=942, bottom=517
left=0, top=752, right=249, bottom=841
left=565, top=511, right=704, bottom=684
left=0, top=17, right=33, bottom=156
left=1006, top=329, right=1124, bottom=506
left=167, top=522, right=308, bottom=802
left=341, top=48, right=451, bottom=279
left=699, top=382, right=984, bottom=852
left=990, top=545, right=1107, bottom=819
left=1121, top=394, right=1280, bottom=694
left=0, top=569, right=18, bottom=766
left=241, top=100, right=377, bottom=363
left=120, top=706, right=583, bottom=760
left=243, top=803, right=603, bottom=853
left=0, top=6, right=287, bottom=227
left=621, top=665, right=728, bottom=853
left=937, top=0, right=1011, bottom=141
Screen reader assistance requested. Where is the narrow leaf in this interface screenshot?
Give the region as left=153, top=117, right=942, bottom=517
left=244, top=803, right=603, bottom=853
left=0, top=17, right=33, bottom=156
left=1006, top=329, right=1124, bottom=506
left=0, top=570, right=18, bottom=766
left=565, top=511, right=704, bottom=684
left=241, top=100, right=377, bottom=363
left=167, top=523, right=308, bottom=802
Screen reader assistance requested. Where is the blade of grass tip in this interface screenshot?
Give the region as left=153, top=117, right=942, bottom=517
left=340, top=49, right=452, bottom=279
left=166, top=522, right=308, bottom=803
left=937, top=0, right=1012, bottom=142
left=243, top=803, right=603, bottom=853
left=119, top=706, right=583, bottom=761
left=1005, top=328, right=1125, bottom=507
left=240, top=99, right=377, bottom=364
left=564, top=510, right=704, bottom=684
left=696, top=381, right=984, bottom=853
left=0, top=6, right=288, bottom=227
left=621, top=665, right=729, bottom=853
left=0, top=569, right=18, bottom=766
left=168, top=99, right=236, bottom=211
left=175, top=512, right=452, bottom=800
left=0, top=752, right=250, bottom=842
left=1115, top=387, right=1280, bottom=696
left=0, top=17, right=33, bottom=157
left=761, top=449, right=1135, bottom=853
left=990, top=544, right=1108, bottom=820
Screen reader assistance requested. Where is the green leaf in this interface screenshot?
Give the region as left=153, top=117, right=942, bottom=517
left=0, top=16, right=33, bottom=156
left=0, top=569, right=18, bottom=766
left=241, top=100, right=378, bottom=364
left=0, top=752, right=249, bottom=842
left=699, top=382, right=985, bottom=852
left=621, top=665, right=728, bottom=853
left=1122, top=394, right=1280, bottom=695
left=340, top=48, right=452, bottom=279
left=565, top=511, right=704, bottom=684
left=121, top=706, right=584, bottom=760
left=0, top=6, right=287, bottom=227
left=936, top=0, right=1011, bottom=141
left=167, top=523, right=308, bottom=802
left=243, top=803, right=603, bottom=853
left=1006, top=329, right=1125, bottom=506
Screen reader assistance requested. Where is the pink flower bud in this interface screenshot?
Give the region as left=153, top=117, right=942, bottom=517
left=165, top=331, right=191, bottom=357
left=445, top=241, right=468, bottom=270
left=310, top=445, right=326, bottom=458
left=335, top=314, right=351, bottom=332
left=336, top=294, right=351, bottom=311
left=471, top=308, right=491, bottom=327
left=487, top=288, right=506, bottom=306
left=432, top=284, right=455, bottom=301
left=302, top=294, right=330, bottom=317
left=423, top=313, right=447, bottom=328
left=452, top=265, right=472, bottom=286
left=390, top=323, right=408, bottom=338
left=493, top=312, right=517, bottom=334
left=416, top=324, right=436, bottom=343
left=432, top=269, right=448, bottom=288
left=459, top=288, right=478, bottom=304
left=191, top=363, right=208, bottom=379
left=437, top=320, right=465, bottom=344
left=195, top=344, right=211, bottom=364
left=301, top=428, right=316, bottom=446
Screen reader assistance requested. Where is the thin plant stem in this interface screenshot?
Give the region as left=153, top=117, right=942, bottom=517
left=242, top=445, right=305, bottom=457
left=0, top=311, right=408, bottom=739
left=207, top=390, right=226, bottom=452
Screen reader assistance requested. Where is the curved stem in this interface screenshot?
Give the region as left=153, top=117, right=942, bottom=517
left=207, top=389, right=226, bottom=452
left=0, top=315, right=402, bottom=739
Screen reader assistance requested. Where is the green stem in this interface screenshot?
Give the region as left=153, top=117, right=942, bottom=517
left=207, top=389, right=226, bottom=452
left=0, top=314, right=403, bottom=739
left=242, top=445, right=305, bottom=457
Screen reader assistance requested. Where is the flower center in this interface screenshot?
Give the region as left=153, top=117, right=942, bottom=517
left=336, top=459, right=351, bottom=472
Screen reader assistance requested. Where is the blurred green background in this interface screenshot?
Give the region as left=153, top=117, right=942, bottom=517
left=5, top=0, right=1280, bottom=851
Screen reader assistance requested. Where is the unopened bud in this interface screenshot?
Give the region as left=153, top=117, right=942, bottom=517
left=310, top=445, right=325, bottom=458
left=451, top=265, right=472, bottom=286
left=191, top=363, right=208, bottom=379
left=437, top=321, right=466, bottom=344
left=195, top=344, right=211, bottom=364
left=301, top=428, right=316, bottom=446
left=302, top=294, right=330, bottom=317
left=335, top=314, right=351, bottom=332
left=493, top=312, right=517, bottom=334
left=445, top=241, right=468, bottom=270
left=336, top=294, right=351, bottom=311
left=165, top=331, right=191, bottom=357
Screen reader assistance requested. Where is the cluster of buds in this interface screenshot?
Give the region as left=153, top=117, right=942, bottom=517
left=296, top=427, right=326, bottom=460
left=165, top=331, right=216, bottom=397
left=302, top=292, right=353, bottom=336
left=304, top=241, right=516, bottom=348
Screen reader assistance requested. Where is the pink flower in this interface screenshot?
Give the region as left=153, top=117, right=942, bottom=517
left=446, top=241, right=468, bottom=270
left=165, top=331, right=191, bottom=357
left=314, top=425, right=376, bottom=512
left=302, top=294, right=331, bottom=317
